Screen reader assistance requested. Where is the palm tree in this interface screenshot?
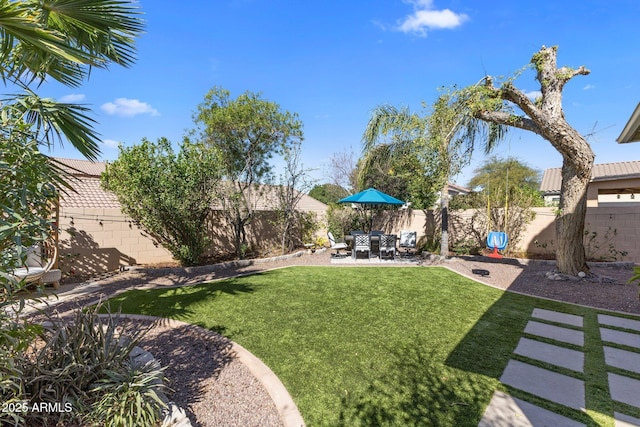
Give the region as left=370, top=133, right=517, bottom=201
left=362, top=90, right=507, bottom=256
left=0, top=0, right=144, bottom=279
left=0, top=0, right=144, bottom=159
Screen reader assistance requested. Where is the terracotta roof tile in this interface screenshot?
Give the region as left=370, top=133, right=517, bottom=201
left=60, top=178, right=120, bottom=209
left=54, top=159, right=328, bottom=212
left=53, top=157, right=105, bottom=177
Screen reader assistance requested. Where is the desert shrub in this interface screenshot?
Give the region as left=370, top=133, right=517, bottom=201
left=451, top=239, right=481, bottom=255
left=102, top=138, right=222, bottom=266
left=326, top=204, right=364, bottom=237
left=1, top=304, right=168, bottom=426
left=88, top=358, right=167, bottom=427
left=628, top=268, right=640, bottom=300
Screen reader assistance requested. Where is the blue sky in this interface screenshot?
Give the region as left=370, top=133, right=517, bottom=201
left=40, top=0, right=640, bottom=188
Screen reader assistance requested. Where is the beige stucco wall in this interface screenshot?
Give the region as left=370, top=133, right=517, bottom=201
left=587, top=177, right=640, bottom=207
left=374, top=206, right=640, bottom=263
left=58, top=206, right=327, bottom=277
left=58, top=207, right=172, bottom=278
left=58, top=203, right=638, bottom=279
left=517, top=206, right=640, bottom=263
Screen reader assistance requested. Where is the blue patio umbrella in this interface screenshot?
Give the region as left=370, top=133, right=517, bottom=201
left=339, top=188, right=405, bottom=206
left=339, top=188, right=405, bottom=231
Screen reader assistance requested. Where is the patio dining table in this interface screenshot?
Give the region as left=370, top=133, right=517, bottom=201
left=343, top=233, right=383, bottom=257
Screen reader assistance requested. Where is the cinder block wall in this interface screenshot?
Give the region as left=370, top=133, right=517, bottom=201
left=58, top=207, right=172, bottom=278
left=375, top=206, right=639, bottom=263
left=57, top=207, right=325, bottom=277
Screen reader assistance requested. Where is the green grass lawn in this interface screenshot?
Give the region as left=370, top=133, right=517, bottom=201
left=107, top=266, right=640, bottom=426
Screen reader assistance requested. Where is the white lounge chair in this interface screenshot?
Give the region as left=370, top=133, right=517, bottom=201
left=327, top=232, right=348, bottom=257
left=12, top=241, right=61, bottom=289
left=399, top=231, right=417, bottom=256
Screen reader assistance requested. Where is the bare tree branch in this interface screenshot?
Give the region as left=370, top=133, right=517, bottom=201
left=475, top=111, right=542, bottom=135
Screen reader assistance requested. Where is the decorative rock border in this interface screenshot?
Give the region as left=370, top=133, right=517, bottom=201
left=128, top=249, right=324, bottom=276
left=114, top=314, right=306, bottom=427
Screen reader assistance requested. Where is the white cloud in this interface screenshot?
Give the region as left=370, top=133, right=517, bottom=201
left=101, top=139, right=120, bottom=148
left=101, top=98, right=159, bottom=117
left=397, top=0, right=468, bottom=36
left=524, top=90, right=542, bottom=100
left=59, top=93, right=85, bottom=103
left=583, top=84, right=595, bottom=90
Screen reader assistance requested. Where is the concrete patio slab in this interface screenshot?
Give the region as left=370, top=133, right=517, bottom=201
left=615, top=412, right=640, bottom=427
left=604, top=346, right=640, bottom=374
left=532, top=308, right=583, bottom=327
left=500, top=360, right=585, bottom=410
left=601, top=328, right=640, bottom=349
left=524, top=320, right=584, bottom=346
left=479, top=391, right=585, bottom=427
left=514, top=337, right=584, bottom=372
left=599, top=314, right=640, bottom=332
left=609, top=373, right=640, bottom=409
left=329, top=256, right=422, bottom=265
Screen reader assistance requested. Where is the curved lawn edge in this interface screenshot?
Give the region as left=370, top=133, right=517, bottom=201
left=106, top=313, right=306, bottom=427
left=437, top=264, right=640, bottom=318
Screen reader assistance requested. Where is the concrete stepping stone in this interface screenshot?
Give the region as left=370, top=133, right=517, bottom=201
left=601, top=328, right=640, bottom=349
left=599, top=314, right=640, bottom=332
left=500, top=360, right=585, bottom=410
left=609, top=373, right=640, bottom=409
left=525, top=320, right=584, bottom=346
left=479, top=390, right=585, bottom=427
left=514, top=337, right=584, bottom=372
left=533, top=308, right=583, bottom=327
left=615, top=412, right=640, bottom=427
left=604, top=346, right=640, bottom=374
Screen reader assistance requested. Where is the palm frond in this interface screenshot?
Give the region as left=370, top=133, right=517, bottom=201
left=0, top=0, right=144, bottom=86
left=362, top=104, right=424, bottom=153
left=8, top=91, right=100, bottom=160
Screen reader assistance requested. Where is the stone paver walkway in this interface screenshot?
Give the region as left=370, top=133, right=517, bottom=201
left=481, top=308, right=640, bottom=427
left=514, top=337, right=584, bottom=372
left=524, top=320, right=584, bottom=346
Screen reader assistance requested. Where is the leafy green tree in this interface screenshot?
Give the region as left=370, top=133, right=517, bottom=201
left=356, top=143, right=438, bottom=209
left=449, top=157, right=543, bottom=253
left=463, top=45, right=594, bottom=275
left=309, top=183, right=349, bottom=205
left=194, top=87, right=304, bottom=259
left=102, top=138, right=222, bottom=266
left=362, top=90, right=506, bottom=256
left=468, top=156, right=540, bottom=194
left=463, top=156, right=544, bottom=209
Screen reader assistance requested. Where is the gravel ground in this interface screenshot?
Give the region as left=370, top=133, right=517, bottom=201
left=25, top=250, right=640, bottom=426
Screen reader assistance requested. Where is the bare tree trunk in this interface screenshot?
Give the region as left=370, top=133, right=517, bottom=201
left=440, top=182, right=449, bottom=257
left=555, top=156, right=591, bottom=274
left=472, top=45, right=594, bottom=275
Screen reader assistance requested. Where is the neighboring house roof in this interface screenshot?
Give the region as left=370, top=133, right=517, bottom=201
left=54, top=157, right=106, bottom=176
left=60, top=177, right=120, bottom=209
left=540, top=160, right=640, bottom=194
left=617, top=102, right=640, bottom=143
left=448, top=183, right=471, bottom=195
left=53, top=157, right=328, bottom=212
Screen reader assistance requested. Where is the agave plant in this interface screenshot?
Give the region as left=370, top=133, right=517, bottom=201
left=20, top=303, right=168, bottom=426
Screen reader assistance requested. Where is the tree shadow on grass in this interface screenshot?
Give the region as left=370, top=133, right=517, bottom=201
left=106, top=277, right=258, bottom=336
left=337, top=341, right=493, bottom=427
